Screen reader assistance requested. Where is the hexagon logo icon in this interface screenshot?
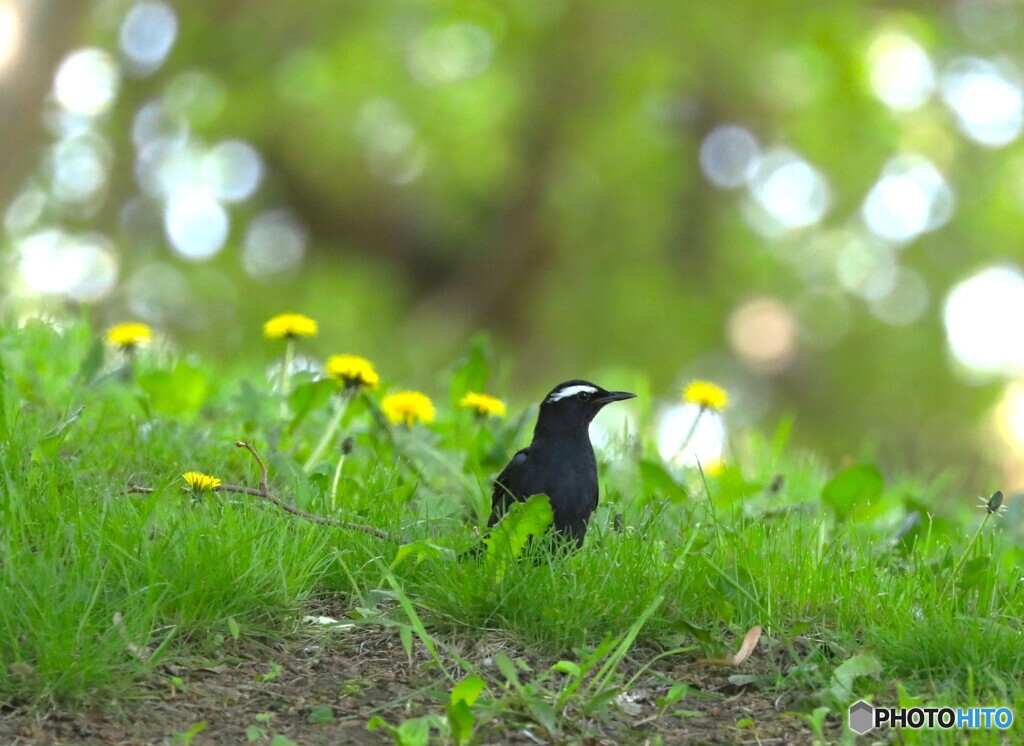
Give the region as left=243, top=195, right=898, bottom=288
left=849, top=700, right=875, bottom=735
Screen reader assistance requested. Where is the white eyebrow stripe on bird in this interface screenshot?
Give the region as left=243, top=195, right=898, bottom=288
left=547, top=384, right=598, bottom=402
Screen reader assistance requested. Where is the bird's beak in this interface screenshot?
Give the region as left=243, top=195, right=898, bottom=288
left=596, top=390, right=636, bottom=405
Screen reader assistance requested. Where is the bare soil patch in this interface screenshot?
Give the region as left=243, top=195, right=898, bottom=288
left=1, top=625, right=826, bottom=745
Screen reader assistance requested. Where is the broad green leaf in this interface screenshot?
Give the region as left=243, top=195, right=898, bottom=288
left=956, top=555, right=990, bottom=591
left=638, top=459, right=688, bottom=502
left=821, top=464, right=883, bottom=523
left=525, top=699, right=558, bottom=734
left=391, top=540, right=448, bottom=568
left=395, top=716, right=432, bottom=746
left=449, top=334, right=491, bottom=406
left=76, top=338, right=105, bottom=385
left=494, top=652, right=520, bottom=688
left=34, top=406, right=84, bottom=460
left=287, top=378, right=336, bottom=432
left=445, top=700, right=476, bottom=746
left=551, top=660, right=582, bottom=678
left=307, top=705, right=335, bottom=724
left=450, top=675, right=486, bottom=706
left=483, top=494, right=554, bottom=580
left=139, top=362, right=207, bottom=415
left=830, top=653, right=882, bottom=702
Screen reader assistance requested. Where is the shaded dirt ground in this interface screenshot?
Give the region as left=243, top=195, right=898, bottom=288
left=1, top=623, right=828, bottom=745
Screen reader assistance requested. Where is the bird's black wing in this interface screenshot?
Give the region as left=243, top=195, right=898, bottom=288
left=488, top=447, right=530, bottom=527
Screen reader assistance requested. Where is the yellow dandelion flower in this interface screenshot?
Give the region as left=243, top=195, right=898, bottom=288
left=683, top=380, right=728, bottom=412
left=182, top=471, right=221, bottom=492
left=704, top=460, right=725, bottom=477
left=263, top=313, right=318, bottom=340
left=105, top=322, right=152, bottom=350
left=326, top=354, right=380, bottom=390
left=381, top=391, right=436, bottom=427
left=459, top=392, right=507, bottom=418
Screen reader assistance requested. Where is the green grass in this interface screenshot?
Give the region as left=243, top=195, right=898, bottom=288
left=1, top=318, right=1022, bottom=743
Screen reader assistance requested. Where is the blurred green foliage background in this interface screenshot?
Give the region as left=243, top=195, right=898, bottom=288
left=3, top=0, right=1024, bottom=478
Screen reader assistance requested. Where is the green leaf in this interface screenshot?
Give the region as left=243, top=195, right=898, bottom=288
left=445, top=700, right=476, bottom=746
left=658, top=683, right=689, bottom=708
left=638, top=459, right=688, bottom=502
left=450, top=675, right=486, bottom=706
left=494, top=652, right=521, bottom=689
left=390, top=540, right=449, bottom=569
left=395, top=717, right=432, bottom=746
left=138, top=362, right=208, bottom=415
left=366, top=716, right=393, bottom=734
left=399, top=625, right=413, bottom=659
left=449, top=334, right=492, bottom=406
left=173, top=722, right=207, bottom=746
left=307, top=705, right=335, bottom=724
left=245, top=725, right=264, bottom=741
left=525, top=699, right=558, bottom=734
left=34, top=405, right=85, bottom=460
left=821, top=464, right=884, bottom=523
left=287, top=378, right=336, bottom=432
left=551, top=660, right=582, bottom=678
left=830, top=653, right=882, bottom=702
left=483, top=494, right=554, bottom=580
left=76, top=338, right=105, bottom=385
left=227, top=617, right=240, bottom=640
left=270, top=736, right=298, bottom=746
left=956, top=556, right=991, bottom=591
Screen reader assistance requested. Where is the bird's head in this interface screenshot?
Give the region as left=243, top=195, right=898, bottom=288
left=535, top=380, right=636, bottom=435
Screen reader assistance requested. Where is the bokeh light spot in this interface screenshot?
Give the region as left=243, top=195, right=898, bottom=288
left=202, top=140, right=263, bottom=203
left=126, top=262, right=192, bottom=323
left=4, top=187, right=47, bottom=234
left=728, top=298, right=798, bottom=373
left=53, top=48, right=120, bottom=117
left=836, top=232, right=898, bottom=301
left=119, top=1, right=178, bottom=75
left=356, top=99, right=426, bottom=184
left=941, top=57, right=1024, bottom=147
left=17, top=230, right=118, bottom=301
left=867, top=32, right=935, bottom=111
left=944, top=265, right=1024, bottom=376
left=869, top=267, right=929, bottom=326
left=407, top=23, right=494, bottom=86
left=52, top=136, right=109, bottom=205
left=699, top=125, right=760, bottom=189
left=132, top=100, right=187, bottom=149
left=994, top=380, right=1024, bottom=454
left=747, top=148, right=831, bottom=234
left=18, top=230, right=76, bottom=294
left=243, top=210, right=307, bottom=278
left=0, top=1, right=21, bottom=74
left=164, top=192, right=229, bottom=261
left=862, top=154, right=954, bottom=242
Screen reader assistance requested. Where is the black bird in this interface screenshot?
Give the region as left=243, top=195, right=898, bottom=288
left=488, top=380, right=636, bottom=547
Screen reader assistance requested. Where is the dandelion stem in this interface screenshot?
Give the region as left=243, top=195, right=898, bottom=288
left=329, top=451, right=346, bottom=512
left=303, top=391, right=351, bottom=472
left=279, top=337, right=296, bottom=419
left=944, top=512, right=992, bottom=598
left=675, top=405, right=707, bottom=463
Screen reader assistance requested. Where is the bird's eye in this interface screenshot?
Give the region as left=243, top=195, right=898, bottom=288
left=577, top=391, right=591, bottom=402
